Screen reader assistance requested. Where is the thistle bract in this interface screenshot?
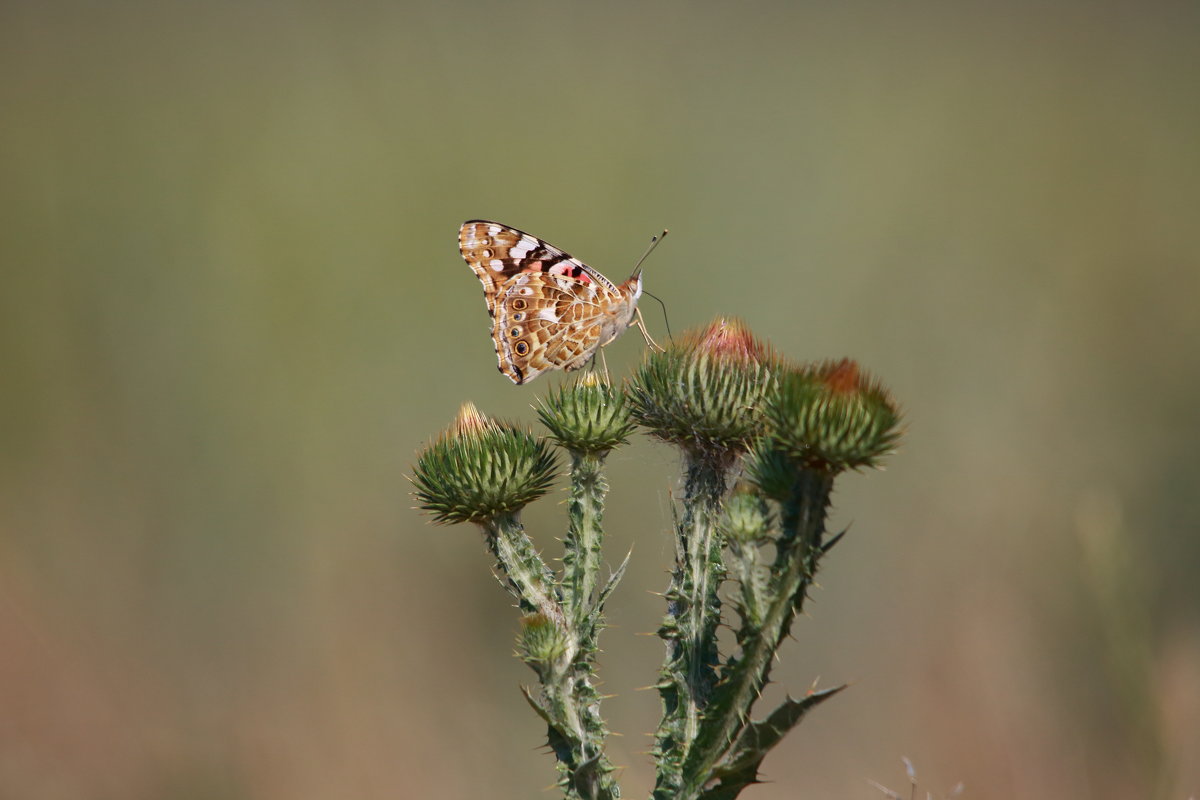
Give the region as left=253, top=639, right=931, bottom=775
left=629, top=317, right=777, bottom=460
left=764, top=359, right=902, bottom=472
left=537, top=371, right=634, bottom=455
left=412, top=402, right=559, bottom=524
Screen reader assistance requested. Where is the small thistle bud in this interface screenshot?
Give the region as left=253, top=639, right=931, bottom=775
left=764, top=359, right=902, bottom=472
left=411, top=402, right=559, bottom=524
left=628, top=317, right=777, bottom=460
left=720, top=484, right=771, bottom=544
left=536, top=371, right=635, bottom=455
left=517, top=612, right=569, bottom=668
left=744, top=440, right=801, bottom=500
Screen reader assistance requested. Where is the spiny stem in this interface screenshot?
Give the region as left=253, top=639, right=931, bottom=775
left=482, top=513, right=563, bottom=621
left=561, top=450, right=621, bottom=800
left=485, top=509, right=620, bottom=800
left=679, top=469, right=835, bottom=798
left=563, top=451, right=608, bottom=625
left=653, top=451, right=730, bottom=799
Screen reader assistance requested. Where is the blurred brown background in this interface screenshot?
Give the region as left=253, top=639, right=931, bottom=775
left=2, top=0, right=1198, bottom=798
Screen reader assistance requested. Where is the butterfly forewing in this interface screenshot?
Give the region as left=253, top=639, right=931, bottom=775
left=459, top=221, right=620, bottom=315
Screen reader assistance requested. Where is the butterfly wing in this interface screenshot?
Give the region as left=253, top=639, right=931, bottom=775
left=491, top=271, right=627, bottom=385
left=459, top=220, right=620, bottom=319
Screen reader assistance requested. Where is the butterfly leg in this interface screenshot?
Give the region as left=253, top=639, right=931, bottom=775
left=599, top=348, right=612, bottom=383
left=633, top=308, right=664, bottom=352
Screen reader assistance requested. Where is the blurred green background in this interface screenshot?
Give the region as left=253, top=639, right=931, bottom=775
left=2, top=0, right=1198, bottom=797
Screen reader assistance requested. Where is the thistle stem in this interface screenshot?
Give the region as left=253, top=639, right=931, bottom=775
left=560, top=450, right=621, bottom=800
left=653, top=451, right=730, bottom=799
left=482, top=513, right=563, bottom=621
left=563, top=451, right=608, bottom=625
left=487, top=478, right=621, bottom=800
left=678, top=468, right=835, bottom=798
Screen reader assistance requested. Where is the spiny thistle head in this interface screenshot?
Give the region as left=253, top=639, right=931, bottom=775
left=536, top=371, right=634, bottom=455
left=720, top=483, right=772, bottom=544
left=411, top=402, right=559, bottom=524
left=517, top=612, right=569, bottom=671
left=628, top=317, right=778, bottom=460
left=763, top=358, right=902, bottom=473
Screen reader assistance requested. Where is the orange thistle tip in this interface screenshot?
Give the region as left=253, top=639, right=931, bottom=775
left=817, top=358, right=861, bottom=395
left=694, top=316, right=770, bottom=363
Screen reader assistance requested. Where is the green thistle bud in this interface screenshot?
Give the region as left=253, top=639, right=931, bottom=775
left=536, top=371, right=635, bottom=454
left=517, top=612, right=569, bottom=670
left=411, top=402, right=559, bottom=524
left=764, top=359, right=902, bottom=472
left=628, top=317, right=778, bottom=461
left=744, top=440, right=802, bottom=500
left=720, top=484, right=771, bottom=544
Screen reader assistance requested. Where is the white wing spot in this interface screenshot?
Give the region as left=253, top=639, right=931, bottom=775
left=537, top=308, right=557, bottom=321
left=490, top=260, right=505, bottom=271
left=509, top=240, right=537, bottom=259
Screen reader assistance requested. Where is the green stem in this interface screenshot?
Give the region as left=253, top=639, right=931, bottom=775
left=562, top=451, right=608, bottom=625
left=561, top=450, right=621, bottom=800
left=653, top=450, right=730, bottom=799
left=482, top=513, right=562, bottom=621
left=486, top=487, right=620, bottom=800
left=678, top=468, right=835, bottom=799
left=726, top=541, right=766, bottom=633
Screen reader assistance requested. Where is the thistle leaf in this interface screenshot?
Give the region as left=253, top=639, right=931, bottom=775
left=696, top=685, right=846, bottom=800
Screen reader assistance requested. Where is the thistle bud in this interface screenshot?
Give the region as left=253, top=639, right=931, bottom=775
left=536, top=371, right=634, bottom=455
left=764, top=359, right=902, bottom=472
left=628, top=318, right=777, bottom=460
left=411, top=402, right=559, bottom=524
left=720, top=483, right=772, bottom=544
left=517, top=612, right=569, bottom=670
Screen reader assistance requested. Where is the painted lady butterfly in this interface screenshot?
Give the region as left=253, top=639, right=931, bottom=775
left=458, top=220, right=658, bottom=384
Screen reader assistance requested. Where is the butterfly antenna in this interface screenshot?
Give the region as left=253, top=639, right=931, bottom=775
left=632, top=228, right=669, bottom=277
left=642, top=290, right=673, bottom=340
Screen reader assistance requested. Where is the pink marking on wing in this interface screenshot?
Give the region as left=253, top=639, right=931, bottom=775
left=548, top=263, right=592, bottom=283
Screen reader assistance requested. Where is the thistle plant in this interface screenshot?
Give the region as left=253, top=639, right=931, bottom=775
left=411, top=318, right=903, bottom=800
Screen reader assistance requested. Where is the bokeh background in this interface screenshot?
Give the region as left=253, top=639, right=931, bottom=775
left=3, top=0, right=1198, bottom=798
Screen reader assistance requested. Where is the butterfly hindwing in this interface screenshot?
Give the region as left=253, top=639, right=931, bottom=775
left=492, top=272, right=615, bottom=384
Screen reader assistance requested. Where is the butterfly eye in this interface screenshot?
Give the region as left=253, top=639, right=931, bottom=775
left=480, top=248, right=493, bottom=258
left=512, top=298, right=528, bottom=310
left=509, top=327, right=521, bottom=338
left=515, top=341, right=529, bottom=355
left=512, top=312, right=525, bottom=321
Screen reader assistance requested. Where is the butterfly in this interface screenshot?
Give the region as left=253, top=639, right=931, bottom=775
left=458, top=220, right=660, bottom=384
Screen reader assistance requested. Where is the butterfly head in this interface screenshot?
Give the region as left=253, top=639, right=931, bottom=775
left=626, top=271, right=644, bottom=300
